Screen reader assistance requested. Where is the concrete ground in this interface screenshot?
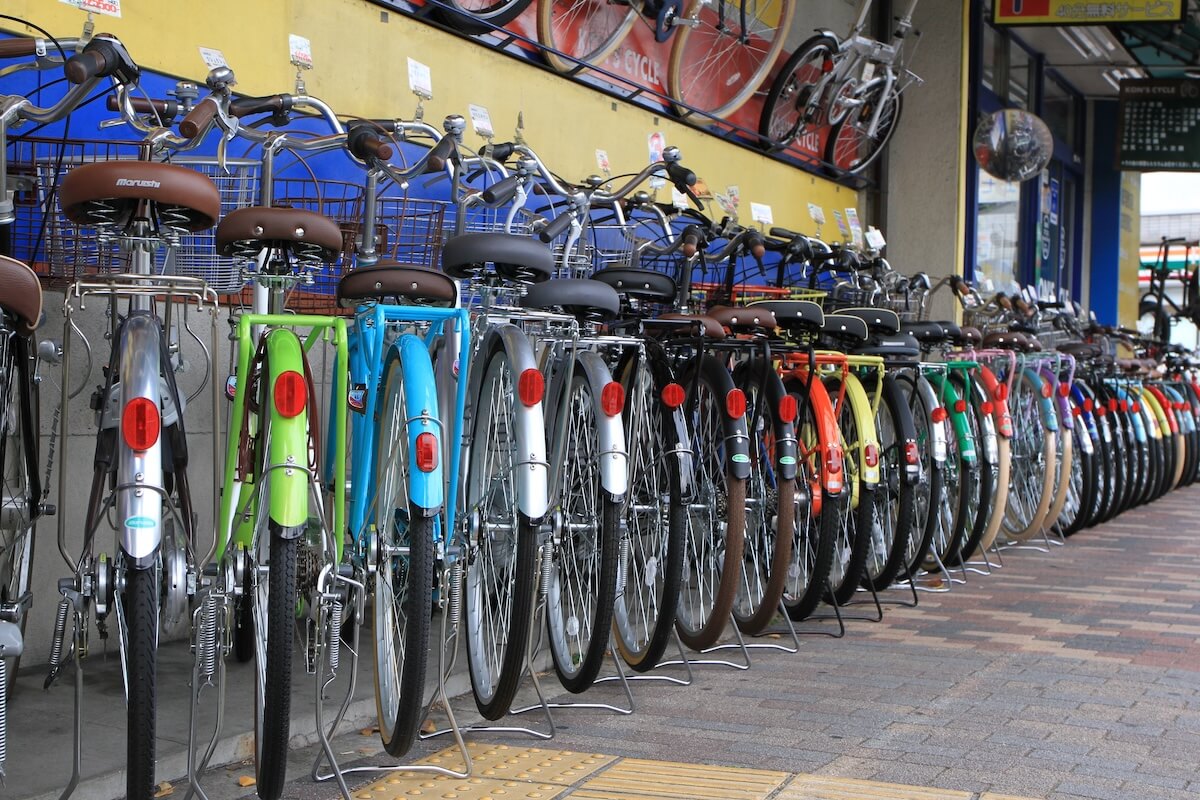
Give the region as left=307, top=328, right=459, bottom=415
left=8, top=483, right=1200, bottom=800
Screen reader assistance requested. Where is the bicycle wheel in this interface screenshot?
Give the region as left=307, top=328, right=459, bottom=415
left=464, top=346, right=538, bottom=720
left=373, top=349, right=433, bottom=757
left=123, top=556, right=158, bottom=799
left=927, top=401, right=971, bottom=566
left=676, top=355, right=745, bottom=650
left=668, top=0, right=794, bottom=119
left=896, top=373, right=943, bottom=577
left=536, top=0, right=637, bottom=74
left=758, top=34, right=838, bottom=146
left=0, top=333, right=37, bottom=689
left=824, top=377, right=873, bottom=606
left=731, top=359, right=793, bottom=634
left=825, top=87, right=902, bottom=175
left=612, top=346, right=685, bottom=671
left=432, top=0, right=535, bottom=35
left=1137, top=299, right=1171, bottom=345
left=1002, top=371, right=1055, bottom=541
left=946, top=373, right=994, bottom=567
left=1060, top=392, right=1096, bottom=537
left=780, top=388, right=836, bottom=621
left=546, top=363, right=620, bottom=693
left=862, top=374, right=915, bottom=590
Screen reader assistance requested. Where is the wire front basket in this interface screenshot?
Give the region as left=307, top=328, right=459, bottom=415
left=369, top=196, right=449, bottom=269
left=6, top=137, right=260, bottom=294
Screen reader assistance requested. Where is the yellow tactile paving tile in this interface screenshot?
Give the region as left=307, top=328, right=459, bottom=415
left=351, top=774, right=562, bottom=800
left=978, top=795, right=1043, bottom=800
left=574, top=757, right=789, bottom=799
left=776, top=775, right=974, bottom=800
left=420, top=743, right=616, bottom=785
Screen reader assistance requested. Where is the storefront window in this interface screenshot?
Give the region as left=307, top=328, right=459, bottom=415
left=982, top=24, right=998, bottom=94
left=1042, top=75, right=1078, bottom=151
left=1008, top=45, right=1031, bottom=109
left=975, top=169, right=1022, bottom=294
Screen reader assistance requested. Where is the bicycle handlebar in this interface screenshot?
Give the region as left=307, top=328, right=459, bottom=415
left=0, top=38, right=42, bottom=58
left=64, top=34, right=138, bottom=85
left=538, top=208, right=575, bottom=242
left=178, top=96, right=218, bottom=139
left=106, top=94, right=181, bottom=120
left=346, top=123, right=394, bottom=162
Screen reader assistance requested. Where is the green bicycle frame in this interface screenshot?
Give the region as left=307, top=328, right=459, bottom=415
left=218, top=313, right=349, bottom=563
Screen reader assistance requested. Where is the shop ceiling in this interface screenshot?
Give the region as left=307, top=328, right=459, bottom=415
left=1005, top=9, right=1200, bottom=98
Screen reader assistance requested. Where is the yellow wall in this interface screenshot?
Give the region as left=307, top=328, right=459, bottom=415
left=1117, top=172, right=1141, bottom=328
left=3, top=0, right=857, bottom=233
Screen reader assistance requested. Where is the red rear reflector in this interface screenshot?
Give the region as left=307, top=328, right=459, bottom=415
left=661, top=382, right=686, bottom=409
left=1132, top=402, right=1140, bottom=413
left=931, top=406, right=948, bottom=423
left=954, top=399, right=967, bottom=414
left=1097, top=406, right=1107, bottom=417
left=1120, top=400, right=1129, bottom=412
left=822, top=58, right=834, bottom=73
left=826, top=443, right=843, bottom=474
left=415, top=432, right=438, bottom=472
left=778, top=394, right=797, bottom=424
left=518, top=368, right=544, bottom=407
left=274, top=371, right=307, bottom=418
left=600, top=382, right=625, bottom=417
left=864, top=443, right=879, bottom=468
left=903, top=441, right=919, bottom=466
left=994, top=383, right=1008, bottom=401
left=1108, top=399, right=1118, bottom=412
left=981, top=401, right=994, bottom=415
left=121, top=397, right=160, bottom=452
left=1041, top=382, right=1053, bottom=398
left=1059, top=384, right=1070, bottom=397
left=1072, top=406, right=1082, bottom=417
left=1084, top=399, right=1094, bottom=412
left=726, top=389, right=747, bottom=419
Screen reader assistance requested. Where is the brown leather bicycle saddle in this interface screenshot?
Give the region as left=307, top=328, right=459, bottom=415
left=644, top=312, right=726, bottom=340
left=0, top=255, right=42, bottom=336
left=982, top=331, right=1026, bottom=350
left=958, top=326, right=983, bottom=347
left=216, top=206, right=344, bottom=262
left=337, top=261, right=457, bottom=307
left=59, top=160, right=220, bottom=232
left=707, top=304, right=778, bottom=333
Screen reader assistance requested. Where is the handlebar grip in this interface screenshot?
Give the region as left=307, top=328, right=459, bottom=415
left=485, top=142, right=515, bottom=162
left=539, top=211, right=574, bottom=243
left=768, top=226, right=800, bottom=240
left=106, top=94, right=182, bottom=119
left=347, top=125, right=393, bottom=162
left=229, top=94, right=294, bottom=118
left=482, top=174, right=521, bottom=205
left=995, top=292, right=1013, bottom=310
left=0, top=38, right=40, bottom=59
left=681, top=225, right=703, bottom=258
left=64, top=35, right=136, bottom=84
left=747, top=232, right=765, bottom=260
left=949, top=274, right=969, bottom=295
left=423, top=135, right=457, bottom=174
left=666, top=162, right=696, bottom=188
left=179, top=99, right=218, bottom=140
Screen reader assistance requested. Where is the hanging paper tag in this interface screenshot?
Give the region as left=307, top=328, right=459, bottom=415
left=865, top=226, right=886, bottom=249
left=845, top=208, right=863, bottom=247
left=808, top=203, right=826, bottom=225
left=199, top=47, right=228, bottom=69
left=61, top=0, right=122, bottom=18
left=407, top=57, right=433, bottom=99
left=288, top=34, right=313, bottom=69
left=750, top=202, right=773, bottom=225
left=468, top=104, right=494, bottom=138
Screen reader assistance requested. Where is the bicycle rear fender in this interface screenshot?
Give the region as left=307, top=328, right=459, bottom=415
left=576, top=350, right=628, bottom=499
left=466, top=324, right=548, bottom=521
left=974, top=365, right=1013, bottom=439
left=1039, top=367, right=1074, bottom=433
left=1068, top=382, right=1098, bottom=453
left=1024, top=368, right=1059, bottom=434
left=908, top=373, right=948, bottom=465
left=692, top=355, right=751, bottom=481
left=1115, top=387, right=1148, bottom=443
left=842, top=372, right=881, bottom=485
left=118, top=313, right=165, bottom=568
left=264, top=328, right=310, bottom=531
left=1146, top=385, right=1178, bottom=435
left=924, top=371, right=976, bottom=464
left=395, top=333, right=445, bottom=513
left=787, top=374, right=844, bottom=497
left=965, top=376, right=999, bottom=467
left=877, top=373, right=919, bottom=485
left=755, top=361, right=798, bottom=483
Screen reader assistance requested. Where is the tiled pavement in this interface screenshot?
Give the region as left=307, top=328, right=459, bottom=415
left=195, top=484, right=1200, bottom=800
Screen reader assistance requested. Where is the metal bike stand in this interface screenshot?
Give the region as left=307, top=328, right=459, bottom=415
left=770, top=580, right=854, bottom=638
left=997, top=529, right=1051, bottom=554
left=860, top=572, right=922, bottom=609
left=653, top=612, right=754, bottom=671
left=182, top=591, right=230, bottom=800
left=961, top=544, right=998, bottom=576
left=713, top=601, right=805, bottom=653
left=510, top=630, right=636, bottom=717
left=596, top=630, right=696, bottom=687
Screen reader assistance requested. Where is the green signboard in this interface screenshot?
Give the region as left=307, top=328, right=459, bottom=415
left=1117, top=79, right=1200, bottom=172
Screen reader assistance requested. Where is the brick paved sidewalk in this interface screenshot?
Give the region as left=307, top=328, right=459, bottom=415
left=199, top=483, right=1200, bottom=800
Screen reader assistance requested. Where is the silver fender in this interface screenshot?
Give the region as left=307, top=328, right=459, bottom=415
left=117, top=314, right=164, bottom=568
left=914, top=374, right=948, bottom=464
left=576, top=350, right=628, bottom=499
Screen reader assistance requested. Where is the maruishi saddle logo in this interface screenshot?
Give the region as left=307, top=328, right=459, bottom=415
left=115, top=177, right=162, bottom=188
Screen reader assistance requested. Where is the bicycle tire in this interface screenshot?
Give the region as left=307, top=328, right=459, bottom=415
left=862, top=373, right=915, bottom=591
left=1093, top=399, right=1120, bottom=524
left=824, top=87, right=902, bottom=175
left=431, top=0, right=535, bottom=35
left=675, top=355, right=745, bottom=650
left=1061, top=420, right=1095, bottom=536
left=732, top=358, right=793, bottom=634
left=536, top=0, right=637, bottom=74
left=124, top=557, right=158, bottom=799
left=824, top=376, right=873, bottom=605
left=947, top=374, right=994, bottom=567
left=667, top=0, right=795, bottom=120
left=254, top=530, right=297, bottom=800
left=612, top=345, right=685, bottom=671
left=0, top=333, right=37, bottom=688
left=1002, top=371, right=1056, bottom=541
left=373, top=350, right=433, bottom=757
left=546, top=364, right=620, bottom=693
left=897, top=373, right=943, bottom=577
left=1044, top=381, right=1074, bottom=533
left=758, top=34, right=839, bottom=147
left=780, top=388, right=836, bottom=621
left=464, top=346, right=538, bottom=720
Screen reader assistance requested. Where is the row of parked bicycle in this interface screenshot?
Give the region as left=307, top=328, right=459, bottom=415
left=0, top=27, right=1196, bottom=800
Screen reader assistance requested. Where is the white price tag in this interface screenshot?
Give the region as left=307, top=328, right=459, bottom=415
left=750, top=202, right=773, bottom=225
left=808, top=203, right=825, bottom=225
left=726, top=185, right=741, bottom=208
left=715, top=192, right=737, bottom=216
left=648, top=131, right=666, bottom=163
left=595, top=149, right=611, bottom=173
left=61, top=0, right=122, bottom=18
left=833, top=209, right=849, bottom=240
left=845, top=208, right=863, bottom=246
left=407, top=57, right=433, bottom=98
left=671, top=188, right=690, bottom=210
left=199, top=47, right=228, bottom=70
left=468, top=104, right=494, bottom=138
left=865, top=226, right=886, bottom=249
left=288, top=34, right=313, bottom=69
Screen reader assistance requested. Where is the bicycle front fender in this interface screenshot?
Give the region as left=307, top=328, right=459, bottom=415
left=396, top=333, right=444, bottom=513
left=118, top=314, right=165, bottom=568
left=577, top=350, right=628, bottom=499
left=265, top=329, right=311, bottom=531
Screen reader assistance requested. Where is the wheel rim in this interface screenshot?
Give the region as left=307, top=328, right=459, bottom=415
left=0, top=337, right=33, bottom=684
left=784, top=402, right=821, bottom=604
left=765, top=43, right=832, bottom=143
left=678, top=376, right=727, bottom=635
left=828, top=89, right=900, bottom=173
left=547, top=379, right=602, bottom=678
left=1003, top=377, right=1043, bottom=535
left=865, top=399, right=899, bottom=582
left=538, top=0, right=636, bottom=73
left=902, top=380, right=934, bottom=573
left=465, top=355, right=522, bottom=704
